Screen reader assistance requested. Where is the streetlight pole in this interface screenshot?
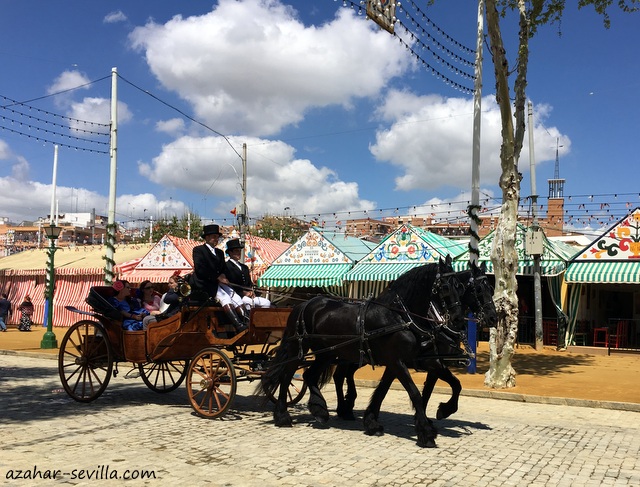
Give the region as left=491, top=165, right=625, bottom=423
left=41, top=223, right=61, bottom=349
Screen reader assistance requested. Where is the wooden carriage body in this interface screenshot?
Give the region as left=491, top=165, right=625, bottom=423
left=59, top=286, right=300, bottom=418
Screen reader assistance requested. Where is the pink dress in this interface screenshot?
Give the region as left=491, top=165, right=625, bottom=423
left=143, top=295, right=162, bottom=314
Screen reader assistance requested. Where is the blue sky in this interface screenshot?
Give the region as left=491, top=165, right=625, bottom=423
left=1, top=0, right=638, bottom=236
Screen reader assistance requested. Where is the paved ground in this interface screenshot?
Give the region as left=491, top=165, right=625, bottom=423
left=1, top=353, right=640, bottom=486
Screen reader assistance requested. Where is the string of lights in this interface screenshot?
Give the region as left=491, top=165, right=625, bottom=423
left=396, top=7, right=476, bottom=71
left=0, top=91, right=111, bottom=154
left=341, top=1, right=475, bottom=94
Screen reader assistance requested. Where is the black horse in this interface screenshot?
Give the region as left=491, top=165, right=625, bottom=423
left=258, top=258, right=466, bottom=448
left=333, top=261, right=497, bottom=424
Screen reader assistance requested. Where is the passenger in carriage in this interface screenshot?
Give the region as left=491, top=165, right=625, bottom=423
left=225, top=238, right=271, bottom=311
left=138, top=280, right=162, bottom=315
left=192, top=224, right=248, bottom=334
left=142, top=273, right=183, bottom=328
left=109, top=279, right=149, bottom=331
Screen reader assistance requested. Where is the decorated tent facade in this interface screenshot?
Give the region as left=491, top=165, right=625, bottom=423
left=257, top=228, right=375, bottom=296
left=451, top=223, right=581, bottom=346
left=563, top=208, right=640, bottom=347
left=119, top=234, right=289, bottom=284
left=451, top=223, right=579, bottom=276
left=344, top=224, right=467, bottom=299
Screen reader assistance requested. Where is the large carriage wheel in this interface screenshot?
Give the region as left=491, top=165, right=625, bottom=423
left=265, top=348, right=307, bottom=406
left=139, top=360, right=189, bottom=393
left=58, top=320, right=113, bottom=402
left=186, top=348, right=236, bottom=418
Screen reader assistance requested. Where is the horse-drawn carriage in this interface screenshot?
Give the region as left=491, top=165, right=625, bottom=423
left=59, top=258, right=496, bottom=448
left=58, top=286, right=306, bottom=418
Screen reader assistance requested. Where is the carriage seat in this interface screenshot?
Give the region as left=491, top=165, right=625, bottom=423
left=86, top=286, right=122, bottom=321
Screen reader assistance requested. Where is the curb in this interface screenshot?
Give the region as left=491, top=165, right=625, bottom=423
left=354, top=378, right=640, bottom=413
left=4, top=349, right=639, bottom=413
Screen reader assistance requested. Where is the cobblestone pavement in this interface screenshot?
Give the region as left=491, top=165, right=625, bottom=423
left=1, top=354, right=639, bottom=487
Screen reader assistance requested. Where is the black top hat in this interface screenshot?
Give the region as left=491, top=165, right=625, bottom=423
left=225, top=238, right=244, bottom=253
left=201, top=224, right=222, bottom=238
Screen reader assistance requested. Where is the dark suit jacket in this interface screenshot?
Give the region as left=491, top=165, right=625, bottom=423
left=225, top=259, right=253, bottom=296
left=192, top=244, right=227, bottom=298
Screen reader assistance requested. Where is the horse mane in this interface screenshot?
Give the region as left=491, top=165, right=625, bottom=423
left=377, top=262, right=440, bottom=307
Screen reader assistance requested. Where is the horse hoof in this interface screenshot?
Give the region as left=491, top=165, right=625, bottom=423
left=418, top=438, right=437, bottom=448
left=274, top=411, right=293, bottom=427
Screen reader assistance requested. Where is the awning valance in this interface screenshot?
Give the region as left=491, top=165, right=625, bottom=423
left=451, top=259, right=566, bottom=276
left=343, top=263, right=423, bottom=282
left=258, top=263, right=352, bottom=287
left=565, top=261, right=640, bottom=283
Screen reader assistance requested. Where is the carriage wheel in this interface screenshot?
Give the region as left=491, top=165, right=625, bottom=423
left=139, top=360, right=189, bottom=393
left=186, top=348, right=236, bottom=418
left=264, top=349, right=307, bottom=406
left=58, top=320, right=113, bottom=402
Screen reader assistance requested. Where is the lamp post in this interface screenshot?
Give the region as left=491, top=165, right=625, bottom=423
left=41, top=223, right=61, bottom=349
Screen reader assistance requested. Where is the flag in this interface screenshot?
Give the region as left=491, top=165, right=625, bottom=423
left=230, top=207, right=237, bottom=216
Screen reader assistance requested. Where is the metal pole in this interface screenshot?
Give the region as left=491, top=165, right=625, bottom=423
left=40, top=233, right=58, bottom=349
left=241, top=143, right=248, bottom=262
left=468, top=0, right=484, bottom=267
left=105, top=67, right=118, bottom=284
left=528, top=101, right=543, bottom=350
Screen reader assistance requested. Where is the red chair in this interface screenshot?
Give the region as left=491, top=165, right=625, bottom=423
left=593, top=326, right=609, bottom=347
left=609, top=320, right=628, bottom=348
left=543, top=320, right=558, bottom=346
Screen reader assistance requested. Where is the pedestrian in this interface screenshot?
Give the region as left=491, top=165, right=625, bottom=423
left=0, top=293, right=11, bottom=332
left=18, top=295, right=35, bottom=332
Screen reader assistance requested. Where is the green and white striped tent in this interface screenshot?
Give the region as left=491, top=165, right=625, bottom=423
left=343, top=224, right=467, bottom=299
left=452, top=223, right=579, bottom=276
left=257, top=227, right=375, bottom=294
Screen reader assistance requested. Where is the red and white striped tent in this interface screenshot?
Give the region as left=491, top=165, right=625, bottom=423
left=0, top=243, right=153, bottom=328
left=119, top=233, right=290, bottom=284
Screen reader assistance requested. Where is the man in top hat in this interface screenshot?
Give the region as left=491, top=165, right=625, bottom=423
left=225, top=238, right=271, bottom=310
left=192, top=224, right=247, bottom=334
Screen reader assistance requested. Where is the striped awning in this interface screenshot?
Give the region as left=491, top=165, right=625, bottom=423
left=258, top=263, right=352, bottom=287
left=565, top=261, right=640, bottom=283
left=451, top=259, right=566, bottom=276
left=343, top=263, right=424, bottom=282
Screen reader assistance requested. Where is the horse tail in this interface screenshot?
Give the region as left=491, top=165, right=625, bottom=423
left=316, top=362, right=336, bottom=389
left=255, top=304, right=304, bottom=398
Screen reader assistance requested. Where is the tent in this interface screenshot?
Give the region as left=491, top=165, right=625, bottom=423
left=119, top=234, right=290, bottom=284
left=0, top=243, right=153, bottom=328
left=343, top=223, right=467, bottom=298
left=563, top=208, right=640, bottom=347
left=257, top=228, right=375, bottom=295
left=565, top=207, right=640, bottom=284
left=451, top=223, right=579, bottom=276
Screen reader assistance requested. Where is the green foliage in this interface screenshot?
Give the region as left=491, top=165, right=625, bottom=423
left=254, top=215, right=306, bottom=243
left=142, top=213, right=204, bottom=241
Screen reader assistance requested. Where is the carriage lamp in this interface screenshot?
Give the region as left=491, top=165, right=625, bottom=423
left=41, top=223, right=62, bottom=349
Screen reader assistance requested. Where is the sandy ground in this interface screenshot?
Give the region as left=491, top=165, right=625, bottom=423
left=2, top=328, right=639, bottom=404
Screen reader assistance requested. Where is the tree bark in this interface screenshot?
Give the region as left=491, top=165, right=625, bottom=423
left=483, top=0, right=530, bottom=389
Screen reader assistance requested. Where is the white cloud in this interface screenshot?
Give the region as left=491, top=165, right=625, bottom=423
left=129, top=0, right=410, bottom=136
left=138, top=133, right=374, bottom=218
left=11, top=156, right=30, bottom=181
left=104, top=10, right=127, bottom=24
left=0, top=139, right=11, bottom=160
left=47, top=70, right=91, bottom=96
left=155, top=118, right=185, bottom=135
left=370, top=91, right=569, bottom=193
left=68, top=97, right=133, bottom=129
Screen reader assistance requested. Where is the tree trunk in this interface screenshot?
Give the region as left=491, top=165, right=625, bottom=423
left=483, top=0, right=530, bottom=389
